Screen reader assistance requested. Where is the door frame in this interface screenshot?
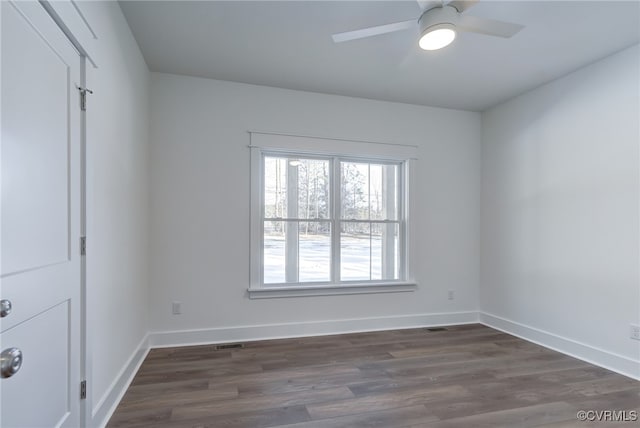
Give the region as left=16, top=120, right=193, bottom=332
left=37, top=2, right=97, bottom=426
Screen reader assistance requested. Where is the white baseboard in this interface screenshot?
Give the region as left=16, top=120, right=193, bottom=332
left=480, top=312, right=640, bottom=381
left=91, top=333, right=150, bottom=428
left=148, top=311, right=480, bottom=348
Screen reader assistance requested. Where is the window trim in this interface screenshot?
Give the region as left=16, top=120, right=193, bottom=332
left=249, top=132, right=418, bottom=298
left=248, top=282, right=417, bottom=299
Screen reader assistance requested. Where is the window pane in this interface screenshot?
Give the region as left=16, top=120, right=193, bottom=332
left=298, top=222, right=331, bottom=282
left=340, top=222, right=370, bottom=281
left=265, top=156, right=330, bottom=220
left=293, top=158, right=330, bottom=219
left=370, top=164, right=399, bottom=221
left=264, top=221, right=285, bottom=284
left=341, top=162, right=369, bottom=220
left=264, top=221, right=331, bottom=284
left=371, top=223, right=400, bottom=280
left=264, top=157, right=288, bottom=219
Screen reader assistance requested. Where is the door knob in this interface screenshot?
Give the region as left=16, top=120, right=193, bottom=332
left=1, top=348, right=23, bottom=378
left=0, top=299, right=12, bottom=318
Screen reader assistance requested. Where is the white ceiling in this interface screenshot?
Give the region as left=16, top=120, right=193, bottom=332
left=119, top=0, right=640, bottom=111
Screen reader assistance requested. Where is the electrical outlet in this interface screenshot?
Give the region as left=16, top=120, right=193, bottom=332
left=448, top=290, right=455, bottom=300
left=172, top=301, right=182, bottom=315
left=630, top=324, right=640, bottom=341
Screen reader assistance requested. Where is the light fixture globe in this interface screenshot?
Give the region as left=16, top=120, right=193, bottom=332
left=418, top=5, right=459, bottom=51
left=419, top=25, right=456, bottom=50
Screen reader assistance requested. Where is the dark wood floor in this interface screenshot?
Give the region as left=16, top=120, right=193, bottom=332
left=108, top=324, right=639, bottom=427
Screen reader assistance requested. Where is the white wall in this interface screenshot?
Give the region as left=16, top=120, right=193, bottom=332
left=80, top=1, right=150, bottom=424
left=149, top=73, right=481, bottom=341
left=481, top=45, right=640, bottom=377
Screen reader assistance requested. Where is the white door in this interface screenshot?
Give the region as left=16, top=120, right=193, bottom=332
left=1, top=1, right=83, bottom=427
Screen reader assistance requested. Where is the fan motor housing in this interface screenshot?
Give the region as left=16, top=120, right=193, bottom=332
left=419, top=5, right=460, bottom=35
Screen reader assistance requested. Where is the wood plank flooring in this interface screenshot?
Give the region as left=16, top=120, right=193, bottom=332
left=108, top=324, right=639, bottom=427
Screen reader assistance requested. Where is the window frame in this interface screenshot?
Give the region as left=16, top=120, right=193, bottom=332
left=249, top=133, right=417, bottom=299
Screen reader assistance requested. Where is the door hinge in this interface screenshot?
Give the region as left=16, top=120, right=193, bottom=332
left=80, top=236, right=87, bottom=256
left=80, top=380, right=87, bottom=400
left=78, top=87, right=93, bottom=111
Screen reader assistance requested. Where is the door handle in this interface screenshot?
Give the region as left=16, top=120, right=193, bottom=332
left=1, top=348, right=23, bottom=378
left=0, top=299, right=11, bottom=318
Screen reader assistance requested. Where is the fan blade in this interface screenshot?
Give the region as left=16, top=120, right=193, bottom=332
left=447, top=0, right=479, bottom=13
left=457, top=14, right=524, bottom=38
left=417, top=0, right=443, bottom=11
left=332, top=19, right=415, bottom=43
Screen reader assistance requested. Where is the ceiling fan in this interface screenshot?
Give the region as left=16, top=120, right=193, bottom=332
left=332, top=0, right=524, bottom=51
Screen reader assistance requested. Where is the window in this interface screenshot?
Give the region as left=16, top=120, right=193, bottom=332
left=249, top=132, right=416, bottom=298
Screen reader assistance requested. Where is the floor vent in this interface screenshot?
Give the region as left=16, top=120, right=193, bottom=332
left=426, top=327, right=448, bottom=332
left=215, top=343, right=244, bottom=350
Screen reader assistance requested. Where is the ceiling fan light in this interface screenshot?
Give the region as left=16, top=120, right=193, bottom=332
left=419, top=26, right=456, bottom=50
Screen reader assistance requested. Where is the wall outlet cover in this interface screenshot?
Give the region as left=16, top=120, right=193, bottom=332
left=630, top=324, right=640, bottom=340
left=172, top=301, right=182, bottom=315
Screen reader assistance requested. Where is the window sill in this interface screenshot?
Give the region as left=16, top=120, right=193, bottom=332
left=247, top=282, right=417, bottom=299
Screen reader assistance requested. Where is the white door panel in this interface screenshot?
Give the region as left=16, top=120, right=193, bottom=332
left=1, top=1, right=83, bottom=427
left=1, top=0, right=71, bottom=276
left=1, top=303, right=71, bottom=428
